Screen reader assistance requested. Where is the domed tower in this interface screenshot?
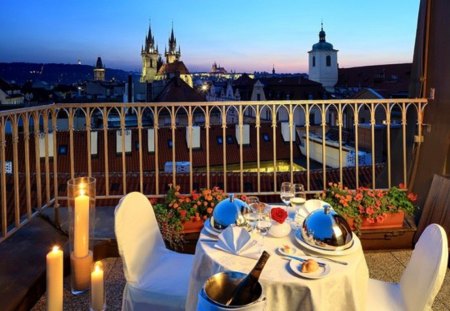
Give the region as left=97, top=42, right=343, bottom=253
left=141, top=23, right=160, bottom=83
left=165, top=25, right=181, bottom=64
left=94, top=57, right=105, bottom=81
left=308, top=23, right=338, bottom=91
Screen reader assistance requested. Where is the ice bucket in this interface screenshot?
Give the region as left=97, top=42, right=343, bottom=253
left=203, top=271, right=263, bottom=307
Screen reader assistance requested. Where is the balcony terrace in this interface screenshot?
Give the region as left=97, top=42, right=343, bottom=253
left=0, top=98, right=448, bottom=310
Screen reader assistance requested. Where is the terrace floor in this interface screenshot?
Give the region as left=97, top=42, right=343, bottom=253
left=30, top=249, right=450, bottom=310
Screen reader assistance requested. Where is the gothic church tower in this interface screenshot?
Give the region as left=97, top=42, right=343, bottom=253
left=141, top=23, right=159, bottom=83
left=94, top=57, right=105, bottom=81
left=165, top=26, right=181, bottom=64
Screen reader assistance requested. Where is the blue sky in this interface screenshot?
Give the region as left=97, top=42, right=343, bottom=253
left=0, top=0, right=420, bottom=73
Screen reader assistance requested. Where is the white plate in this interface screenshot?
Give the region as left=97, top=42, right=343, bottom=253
left=289, top=257, right=331, bottom=279
left=276, top=246, right=297, bottom=256
left=294, top=230, right=361, bottom=256
left=203, top=218, right=222, bottom=237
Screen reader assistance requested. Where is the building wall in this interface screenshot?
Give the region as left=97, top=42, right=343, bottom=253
left=308, top=50, right=338, bottom=91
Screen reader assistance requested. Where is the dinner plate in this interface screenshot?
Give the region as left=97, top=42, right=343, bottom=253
left=203, top=218, right=222, bottom=237
left=294, top=199, right=329, bottom=218
left=294, top=230, right=360, bottom=256
left=289, top=257, right=331, bottom=279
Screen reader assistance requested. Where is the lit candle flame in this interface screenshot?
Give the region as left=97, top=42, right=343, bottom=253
left=52, top=245, right=60, bottom=253
left=94, top=261, right=103, bottom=271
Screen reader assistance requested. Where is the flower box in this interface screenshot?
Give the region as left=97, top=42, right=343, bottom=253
left=346, top=210, right=405, bottom=230
left=182, top=218, right=205, bottom=233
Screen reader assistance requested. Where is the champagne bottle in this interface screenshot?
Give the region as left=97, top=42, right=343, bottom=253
left=225, top=251, right=270, bottom=306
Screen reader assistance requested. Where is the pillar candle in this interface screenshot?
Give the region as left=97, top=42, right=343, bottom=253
left=46, top=246, right=63, bottom=311
left=91, top=261, right=104, bottom=311
left=74, top=187, right=89, bottom=258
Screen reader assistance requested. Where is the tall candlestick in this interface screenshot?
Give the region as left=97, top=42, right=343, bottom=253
left=91, top=261, right=105, bottom=311
left=46, top=246, right=63, bottom=311
left=74, top=187, right=89, bottom=258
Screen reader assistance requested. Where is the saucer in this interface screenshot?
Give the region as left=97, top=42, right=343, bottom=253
left=289, top=257, right=331, bottom=279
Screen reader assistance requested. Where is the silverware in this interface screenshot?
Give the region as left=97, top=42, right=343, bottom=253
left=302, top=252, right=348, bottom=265
left=279, top=254, right=327, bottom=267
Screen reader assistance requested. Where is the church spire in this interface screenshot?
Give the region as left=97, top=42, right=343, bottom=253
left=319, top=22, right=326, bottom=42
left=168, top=24, right=177, bottom=53
left=145, top=22, right=156, bottom=53
left=165, top=22, right=181, bottom=63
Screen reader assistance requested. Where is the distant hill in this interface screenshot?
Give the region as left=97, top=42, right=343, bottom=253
left=0, top=62, right=134, bottom=85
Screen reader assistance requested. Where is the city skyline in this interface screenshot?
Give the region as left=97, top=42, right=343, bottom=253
left=0, top=0, right=420, bottom=74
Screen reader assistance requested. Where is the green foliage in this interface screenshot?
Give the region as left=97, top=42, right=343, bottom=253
left=319, top=183, right=417, bottom=233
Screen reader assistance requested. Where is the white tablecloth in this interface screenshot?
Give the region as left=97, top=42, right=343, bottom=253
left=186, top=229, right=369, bottom=311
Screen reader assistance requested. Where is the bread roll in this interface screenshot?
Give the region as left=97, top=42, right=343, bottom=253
left=301, top=259, right=319, bottom=273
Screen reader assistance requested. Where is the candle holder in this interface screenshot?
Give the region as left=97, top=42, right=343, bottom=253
left=67, top=177, right=96, bottom=295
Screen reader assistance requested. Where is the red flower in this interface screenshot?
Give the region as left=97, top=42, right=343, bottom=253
left=376, top=214, right=386, bottom=223
left=407, top=193, right=417, bottom=202
left=179, top=210, right=187, bottom=218
left=399, top=183, right=406, bottom=189
left=271, top=207, right=288, bottom=224
left=365, top=207, right=374, bottom=215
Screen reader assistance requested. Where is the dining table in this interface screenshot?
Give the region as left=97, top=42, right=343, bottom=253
left=185, top=222, right=369, bottom=311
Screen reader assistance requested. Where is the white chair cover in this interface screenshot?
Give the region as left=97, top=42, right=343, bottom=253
left=115, top=192, right=194, bottom=311
left=197, top=289, right=266, bottom=311
left=366, top=223, right=448, bottom=311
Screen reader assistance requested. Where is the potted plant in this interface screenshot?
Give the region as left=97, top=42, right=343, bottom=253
left=153, top=184, right=229, bottom=247
left=320, top=183, right=417, bottom=233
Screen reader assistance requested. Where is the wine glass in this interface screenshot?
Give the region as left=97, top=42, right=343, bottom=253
left=256, top=213, right=272, bottom=241
left=280, top=182, right=294, bottom=220
left=291, top=183, right=307, bottom=227
left=244, top=196, right=260, bottom=231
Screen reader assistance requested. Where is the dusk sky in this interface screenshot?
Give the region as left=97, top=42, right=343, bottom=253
left=0, top=0, right=420, bottom=73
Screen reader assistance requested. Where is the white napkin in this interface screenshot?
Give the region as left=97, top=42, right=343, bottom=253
left=214, top=225, right=262, bottom=259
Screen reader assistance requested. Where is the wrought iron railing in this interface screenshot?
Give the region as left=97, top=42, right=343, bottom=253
left=0, top=98, right=428, bottom=241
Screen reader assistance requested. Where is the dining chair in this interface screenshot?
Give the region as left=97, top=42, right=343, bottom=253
left=366, top=223, right=448, bottom=311
left=115, top=192, right=194, bottom=311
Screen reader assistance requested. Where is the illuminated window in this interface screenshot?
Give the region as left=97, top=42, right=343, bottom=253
left=226, top=135, right=234, bottom=144
left=58, top=145, right=68, bottom=155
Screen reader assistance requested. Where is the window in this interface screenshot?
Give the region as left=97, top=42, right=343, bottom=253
left=326, top=55, right=331, bottom=67
left=226, top=135, right=234, bottom=144
left=257, top=93, right=261, bottom=101
left=168, top=139, right=173, bottom=149
left=216, top=136, right=223, bottom=145
left=262, top=133, right=270, bottom=142
left=58, top=145, right=68, bottom=155
left=312, top=56, right=316, bottom=67
left=150, top=59, right=154, bottom=68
